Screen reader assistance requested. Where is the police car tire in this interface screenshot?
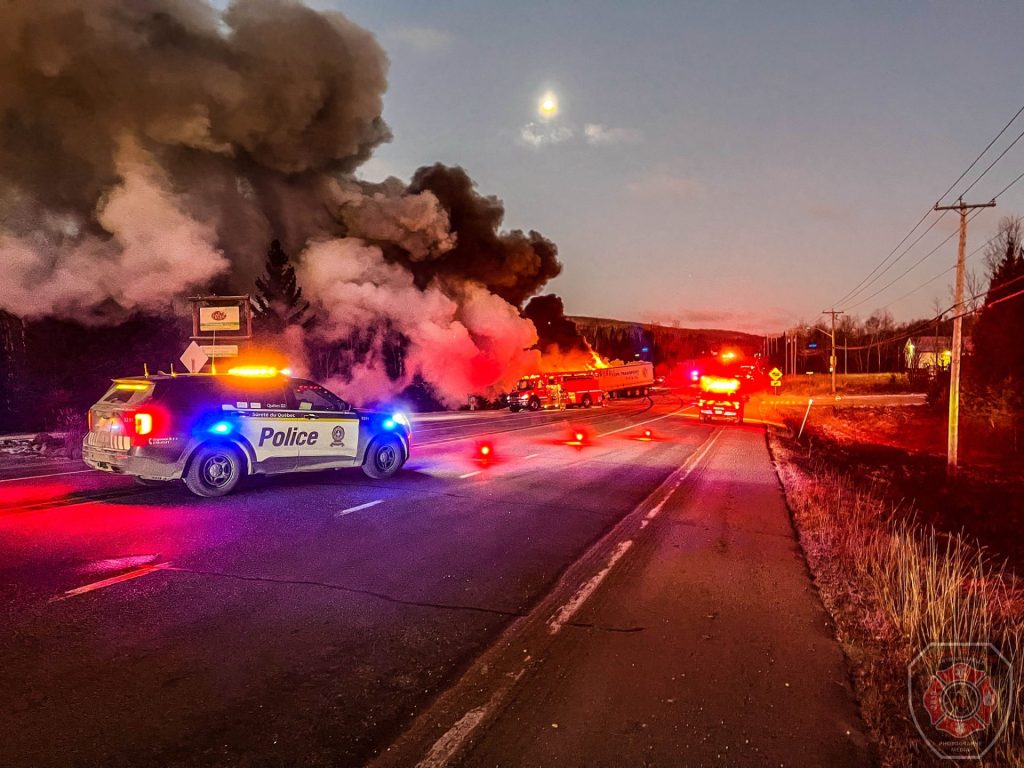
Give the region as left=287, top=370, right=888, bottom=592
left=184, top=444, right=244, bottom=498
left=363, top=435, right=404, bottom=480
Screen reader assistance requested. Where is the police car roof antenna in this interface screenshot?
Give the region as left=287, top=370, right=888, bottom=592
left=143, top=362, right=150, bottom=378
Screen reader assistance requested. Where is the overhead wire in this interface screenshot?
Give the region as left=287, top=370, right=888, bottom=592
left=832, top=103, right=1024, bottom=309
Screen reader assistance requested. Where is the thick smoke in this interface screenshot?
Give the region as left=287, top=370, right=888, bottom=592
left=0, top=0, right=389, bottom=316
left=0, top=0, right=561, bottom=405
left=523, top=294, right=604, bottom=370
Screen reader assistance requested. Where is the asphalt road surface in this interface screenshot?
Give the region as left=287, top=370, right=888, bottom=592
left=0, top=395, right=870, bottom=767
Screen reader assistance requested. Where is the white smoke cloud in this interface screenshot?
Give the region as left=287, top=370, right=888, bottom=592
left=297, top=238, right=540, bottom=406
left=0, top=141, right=228, bottom=319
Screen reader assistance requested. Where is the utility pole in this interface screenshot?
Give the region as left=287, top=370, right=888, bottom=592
left=821, top=309, right=844, bottom=395
left=934, top=197, right=995, bottom=476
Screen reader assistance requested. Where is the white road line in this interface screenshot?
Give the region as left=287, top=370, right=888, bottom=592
left=547, top=539, right=634, bottom=634
left=416, top=670, right=525, bottom=768
left=546, top=427, right=723, bottom=636
left=336, top=499, right=384, bottom=517
left=0, top=469, right=95, bottom=483
left=51, top=562, right=172, bottom=602
left=459, top=470, right=481, bottom=479
left=523, top=453, right=540, bottom=459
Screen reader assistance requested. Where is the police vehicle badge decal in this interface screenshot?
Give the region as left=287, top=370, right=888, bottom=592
left=331, top=425, right=346, bottom=447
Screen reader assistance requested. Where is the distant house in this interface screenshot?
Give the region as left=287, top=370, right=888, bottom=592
left=904, top=336, right=952, bottom=370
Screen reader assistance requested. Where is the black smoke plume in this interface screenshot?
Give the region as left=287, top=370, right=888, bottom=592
left=0, top=0, right=569, bottom=405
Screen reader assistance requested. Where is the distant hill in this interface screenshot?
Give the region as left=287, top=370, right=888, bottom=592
left=570, top=315, right=763, bottom=367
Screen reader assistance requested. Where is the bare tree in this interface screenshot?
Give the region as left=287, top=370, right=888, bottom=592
left=964, top=268, right=985, bottom=313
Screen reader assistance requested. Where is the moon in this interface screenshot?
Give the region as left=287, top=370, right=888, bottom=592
left=538, top=92, right=558, bottom=119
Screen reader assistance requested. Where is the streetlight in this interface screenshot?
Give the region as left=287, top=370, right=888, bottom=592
left=806, top=323, right=838, bottom=395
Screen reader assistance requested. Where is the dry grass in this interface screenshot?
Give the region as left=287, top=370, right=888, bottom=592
left=55, top=407, right=85, bottom=458
left=771, top=435, right=1024, bottom=766
left=778, top=372, right=923, bottom=397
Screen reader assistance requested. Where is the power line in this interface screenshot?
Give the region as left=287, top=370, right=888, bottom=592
left=833, top=103, right=1024, bottom=308
left=879, top=231, right=998, bottom=310
left=842, top=270, right=1024, bottom=352
left=940, top=103, right=1024, bottom=205
left=854, top=169, right=1024, bottom=313
left=841, top=210, right=982, bottom=312
left=957, top=123, right=1024, bottom=199
left=992, top=168, right=1024, bottom=200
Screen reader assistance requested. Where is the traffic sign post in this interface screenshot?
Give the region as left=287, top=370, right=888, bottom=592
left=768, top=367, right=783, bottom=395
left=180, top=341, right=210, bottom=374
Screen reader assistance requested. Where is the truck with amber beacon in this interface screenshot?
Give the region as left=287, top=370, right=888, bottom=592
left=508, top=362, right=654, bottom=412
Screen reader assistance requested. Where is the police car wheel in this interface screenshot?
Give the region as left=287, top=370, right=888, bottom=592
left=185, top=445, right=243, bottom=497
left=363, top=436, right=404, bottom=480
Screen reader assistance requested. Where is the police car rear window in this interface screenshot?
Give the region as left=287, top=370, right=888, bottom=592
left=100, top=385, right=153, bottom=406
left=102, top=389, right=136, bottom=404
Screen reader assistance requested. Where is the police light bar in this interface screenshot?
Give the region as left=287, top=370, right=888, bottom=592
left=227, top=365, right=290, bottom=378
left=699, top=375, right=741, bottom=394
left=114, top=381, right=151, bottom=391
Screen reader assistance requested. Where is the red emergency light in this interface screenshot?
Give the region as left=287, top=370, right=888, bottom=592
left=473, top=441, right=496, bottom=465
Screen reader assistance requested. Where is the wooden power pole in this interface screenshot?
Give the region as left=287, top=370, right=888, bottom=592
left=933, top=197, right=995, bottom=476
left=821, top=309, right=844, bottom=395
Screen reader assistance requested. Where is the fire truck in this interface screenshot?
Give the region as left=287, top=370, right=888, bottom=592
left=697, top=375, right=747, bottom=424
left=508, top=362, right=654, bottom=412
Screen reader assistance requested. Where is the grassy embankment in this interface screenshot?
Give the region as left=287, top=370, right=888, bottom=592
left=765, top=399, right=1024, bottom=766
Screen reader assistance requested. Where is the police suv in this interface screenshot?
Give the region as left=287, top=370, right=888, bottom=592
left=82, top=367, right=411, bottom=497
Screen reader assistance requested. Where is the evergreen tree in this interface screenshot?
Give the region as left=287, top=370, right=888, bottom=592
left=971, top=218, right=1024, bottom=392
left=252, top=239, right=313, bottom=335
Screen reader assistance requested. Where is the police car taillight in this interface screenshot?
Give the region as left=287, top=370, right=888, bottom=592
left=135, top=412, right=153, bottom=436
left=129, top=407, right=167, bottom=444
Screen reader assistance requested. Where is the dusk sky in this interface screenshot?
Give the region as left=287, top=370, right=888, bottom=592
left=316, top=1, right=1023, bottom=332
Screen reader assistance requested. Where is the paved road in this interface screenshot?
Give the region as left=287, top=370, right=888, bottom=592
left=0, top=396, right=869, bottom=767
left=453, top=427, right=870, bottom=768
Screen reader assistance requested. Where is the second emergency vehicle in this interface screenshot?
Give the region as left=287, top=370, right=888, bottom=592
left=697, top=375, right=747, bottom=424
left=509, top=373, right=603, bottom=411
left=508, top=362, right=654, bottom=412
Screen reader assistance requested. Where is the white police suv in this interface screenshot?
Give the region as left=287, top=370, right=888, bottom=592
left=82, top=367, right=411, bottom=497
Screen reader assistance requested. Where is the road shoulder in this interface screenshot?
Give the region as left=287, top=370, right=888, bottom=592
left=457, top=427, right=873, bottom=767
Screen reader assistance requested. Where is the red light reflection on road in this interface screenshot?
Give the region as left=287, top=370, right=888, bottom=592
left=0, top=481, right=76, bottom=511
left=564, top=427, right=590, bottom=448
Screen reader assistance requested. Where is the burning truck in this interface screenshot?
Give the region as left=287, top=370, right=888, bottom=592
left=508, top=361, right=654, bottom=412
